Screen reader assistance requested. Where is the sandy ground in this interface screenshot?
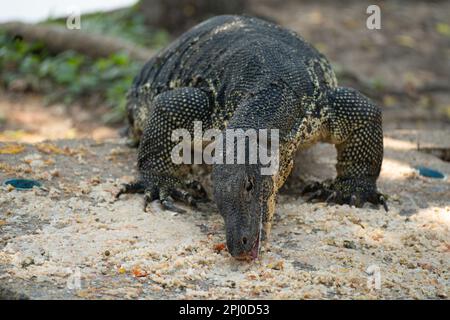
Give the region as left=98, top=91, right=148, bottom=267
left=0, top=133, right=448, bottom=299
left=0, top=93, right=118, bottom=143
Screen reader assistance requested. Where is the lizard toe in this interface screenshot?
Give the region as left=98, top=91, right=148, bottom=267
left=160, top=197, right=187, bottom=214
left=143, top=187, right=158, bottom=211
left=306, top=189, right=329, bottom=202
left=300, top=181, right=323, bottom=195
left=365, top=192, right=389, bottom=212
left=115, top=181, right=145, bottom=199
left=171, top=189, right=198, bottom=208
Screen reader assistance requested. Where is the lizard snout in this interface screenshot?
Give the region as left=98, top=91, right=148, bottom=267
left=226, top=228, right=260, bottom=260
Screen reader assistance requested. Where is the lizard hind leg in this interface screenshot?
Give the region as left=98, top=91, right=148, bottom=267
left=302, top=87, right=388, bottom=211
left=117, top=87, right=213, bottom=213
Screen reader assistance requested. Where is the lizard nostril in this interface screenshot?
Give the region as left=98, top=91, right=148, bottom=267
left=241, top=237, right=248, bottom=245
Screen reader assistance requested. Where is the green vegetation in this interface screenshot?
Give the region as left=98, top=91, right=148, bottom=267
left=0, top=7, right=170, bottom=123
left=44, top=6, right=170, bottom=48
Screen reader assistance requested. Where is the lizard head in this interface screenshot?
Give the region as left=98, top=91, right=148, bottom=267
left=212, top=164, right=276, bottom=260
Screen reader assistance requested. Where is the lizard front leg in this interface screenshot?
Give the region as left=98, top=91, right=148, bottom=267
left=302, top=87, right=388, bottom=211
left=116, top=87, right=212, bottom=213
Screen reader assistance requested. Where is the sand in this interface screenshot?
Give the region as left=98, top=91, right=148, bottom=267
left=0, top=131, right=448, bottom=299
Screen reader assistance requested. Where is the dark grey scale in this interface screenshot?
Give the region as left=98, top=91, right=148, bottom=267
left=124, top=87, right=213, bottom=213
left=117, top=15, right=387, bottom=259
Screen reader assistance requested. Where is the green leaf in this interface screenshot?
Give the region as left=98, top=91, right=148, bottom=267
left=436, top=22, right=450, bottom=37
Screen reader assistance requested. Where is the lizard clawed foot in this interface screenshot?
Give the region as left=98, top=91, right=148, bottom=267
left=115, top=181, right=146, bottom=199
left=300, top=180, right=331, bottom=195
left=149, top=184, right=200, bottom=214
left=116, top=179, right=199, bottom=214
left=301, top=179, right=388, bottom=212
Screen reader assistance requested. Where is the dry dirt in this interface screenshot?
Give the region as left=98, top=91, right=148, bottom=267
left=0, top=132, right=448, bottom=299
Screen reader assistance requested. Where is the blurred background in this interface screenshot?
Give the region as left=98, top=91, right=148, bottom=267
left=0, top=0, right=449, bottom=143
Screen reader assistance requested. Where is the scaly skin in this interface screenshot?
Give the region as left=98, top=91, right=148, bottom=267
left=116, top=15, right=387, bottom=259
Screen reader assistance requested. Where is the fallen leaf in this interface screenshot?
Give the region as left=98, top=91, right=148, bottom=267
left=436, top=22, right=450, bottom=37
left=36, top=143, right=75, bottom=156
left=268, top=260, right=284, bottom=270
left=0, top=144, right=25, bottom=154
left=396, top=35, right=416, bottom=48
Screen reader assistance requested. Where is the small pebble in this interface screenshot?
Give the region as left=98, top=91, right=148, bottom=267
left=21, top=257, right=35, bottom=268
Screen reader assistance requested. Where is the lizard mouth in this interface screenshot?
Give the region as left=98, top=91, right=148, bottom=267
left=250, top=232, right=260, bottom=259
left=233, top=212, right=264, bottom=261
left=235, top=231, right=261, bottom=261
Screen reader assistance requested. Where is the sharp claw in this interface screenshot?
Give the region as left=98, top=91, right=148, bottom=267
left=161, top=199, right=186, bottom=214
left=171, top=190, right=198, bottom=208
left=115, top=190, right=124, bottom=199
left=326, top=191, right=337, bottom=204
left=302, top=179, right=388, bottom=212
left=143, top=199, right=151, bottom=211
left=301, top=182, right=321, bottom=195
left=186, top=195, right=197, bottom=208
left=115, top=182, right=145, bottom=199
left=115, top=185, right=130, bottom=199
left=379, top=195, right=389, bottom=212
left=306, top=189, right=322, bottom=202
left=143, top=189, right=157, bottom=211
left=349, top=195, right=357, bottom=207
